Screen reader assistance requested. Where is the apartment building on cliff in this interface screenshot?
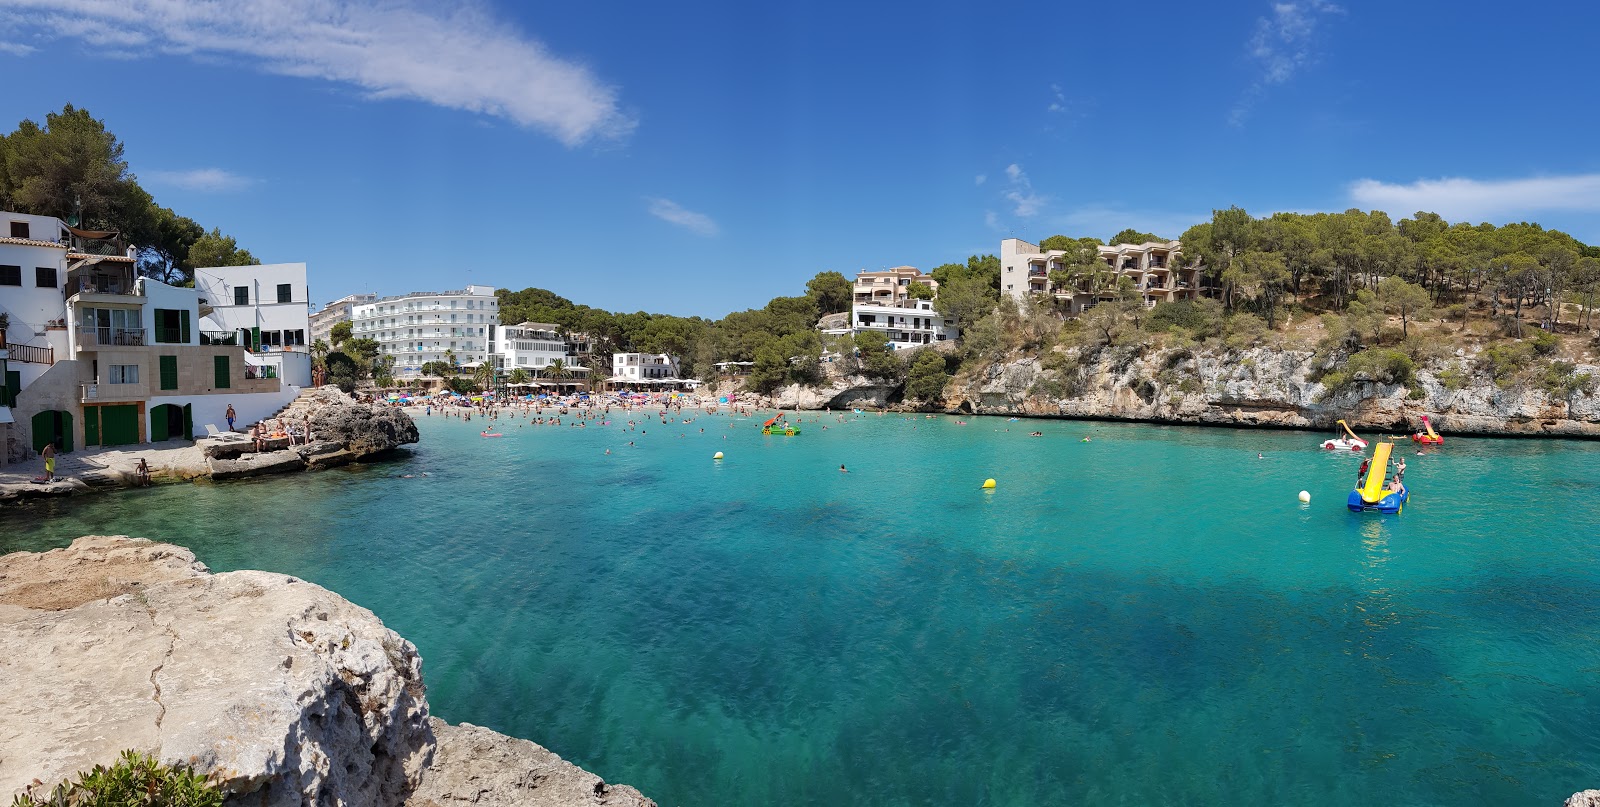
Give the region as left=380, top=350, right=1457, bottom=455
left=1000, top=238, right=1204, bottom=313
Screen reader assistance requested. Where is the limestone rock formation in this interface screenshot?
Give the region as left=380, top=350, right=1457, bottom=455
left=0, top=536, right=654, bottom=807
left=407, top=720, right=655, bottom=807
left=1566, top=791, right=1600, bottom=807
left=291, top=389, right=420, bottom=458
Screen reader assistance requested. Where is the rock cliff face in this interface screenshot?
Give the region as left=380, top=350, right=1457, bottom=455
left=787, top=345, right=1600, bottom=437
left=294, top=388, right=421, bottom=460
left=0, top=537, right=654, bottom=807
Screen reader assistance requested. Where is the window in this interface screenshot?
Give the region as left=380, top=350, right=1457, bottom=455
left=214, top=355, right=231, bottom=388
left=0, top=265, right=19, bottom=286
left=159, top=355, right=178, bottom=390
left=108, top=364, right=139, bottom=384
left=35, top=267, right=56, bottom=288
left=234, top=286, right=249, bottom=305
left=277, top=284, right=292, bottom=303
left=154, top=309, right=191, bottom=343
left=9, top=221, right=28, bottom=239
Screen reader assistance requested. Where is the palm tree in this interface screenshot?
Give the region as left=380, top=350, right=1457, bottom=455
left=473, top=361, right=496, bottom=392
left=508, top=367, right=531, bottom=385
left=544, top=359, right=570, bottom=390
left=444, top=348, right=456, bottom=370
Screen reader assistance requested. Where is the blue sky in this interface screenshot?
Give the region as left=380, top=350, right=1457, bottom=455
left=3, top=0, right=1598, bottom=318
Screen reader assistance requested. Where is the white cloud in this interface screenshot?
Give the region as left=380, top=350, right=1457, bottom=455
left=974, top=174, right=986, bottom=186
left=647, top=198, right=718, bottom=237
left=1230, top=0, right=1344, bottom=126
left=1000, top=163, right=1046, bottom=218
left=1348, top=174, right=1600, bottom=222
left=984, top=211, right=1001, bottom=230
left=146, top=168, right=255, bottom=192
left=0, top=0, right=634, bottom=146
left=1047, top=83, right=1065, bottom=113
left=0, top=40, right=35, bottom=55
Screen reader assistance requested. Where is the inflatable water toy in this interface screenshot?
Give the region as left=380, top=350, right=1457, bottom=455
left=1347, top=441, right=1408, bottom=514
left=760, top=413, right=801, bottom=436
left=1322, top=420, right=1369, bottom=451
left=480, top=432, right=503, bottom=438
left=1411, top=415, right=1444, bottom=446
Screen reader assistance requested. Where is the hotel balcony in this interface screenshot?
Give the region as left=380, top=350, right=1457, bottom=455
left=1027, top=267, right=1049, bottom=278
left=81, top=381, right=147, bottom=403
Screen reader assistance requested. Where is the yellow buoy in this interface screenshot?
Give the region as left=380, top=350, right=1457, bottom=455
left=713, top=451, right=724, bottom=460
left=982, top=478, right=996, bottom=489
left=1298, top=490, right=1311, bottom=503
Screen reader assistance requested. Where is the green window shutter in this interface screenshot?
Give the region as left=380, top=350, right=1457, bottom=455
left=180, top=310, right=191, bottom=344
left=159, top=355, right=178, bottom=390
left=214, top=355, right=231, bottom=389
left=3, top=369, right=18, bottom=407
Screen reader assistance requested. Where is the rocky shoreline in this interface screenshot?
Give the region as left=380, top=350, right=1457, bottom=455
left=0, top=389, right=419, bottom=504
left=765, top=345, right=1600, bottom=438
left=0, top=536, right=655, bottom=807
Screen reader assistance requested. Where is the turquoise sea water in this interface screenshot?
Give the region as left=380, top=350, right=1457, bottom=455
left=5, top=411, right=1600, bottom=806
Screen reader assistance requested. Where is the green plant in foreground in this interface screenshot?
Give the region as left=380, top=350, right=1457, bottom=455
left=12, top=750, right=222, bottom=807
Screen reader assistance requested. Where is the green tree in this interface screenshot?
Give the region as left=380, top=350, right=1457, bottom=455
left=329, top=320, right=352, bottom=346
left=805, top=271, right=853, bottom=314
left=933, top=275, right=996, bottom=327
left=0, top=104, right=151, bottom=233
left=508, top=367, right=531, bottom=385
left=309, top=338, right=329, bottom=373
left=906, top=282, right=935, bottom=300
left=1376, top=275, right=1431, bottom=338
left=473, top=360, right=496, bottom=391
left=853, top=329, right=902, bottom=380
left=745, top=347, right=790, bottom=394
left=187, top=227, right=259, bottom=268
left=373, top=355, right=397, bottom=388
left=904, top=350, right=950, bottom=403
left=1108, top=228, right=1164, bottom=245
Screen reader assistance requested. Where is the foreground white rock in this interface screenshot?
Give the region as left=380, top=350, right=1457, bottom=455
left=0, top=536, right=654, bottom=807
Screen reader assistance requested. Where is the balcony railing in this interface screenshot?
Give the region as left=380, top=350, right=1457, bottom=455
left=6, top=342, right=54, bottom=365
left=81, top=328, right=146, bottom=347
left=1028, top=268, right=1048, bottom=277
left=200, top=331, right=238, bottom=346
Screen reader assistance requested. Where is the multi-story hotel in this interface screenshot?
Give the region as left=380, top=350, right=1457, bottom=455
left=1000, top=238, right=1204, bottom=313
left=1, top=211, right=295, bottom=463
left=492, top=321, right=591, bottom=387
left=823, top=266, right=958, bottom=351
left=350, top=284, right=498, bottom=377
left=310, top=292, right=376, bottom=347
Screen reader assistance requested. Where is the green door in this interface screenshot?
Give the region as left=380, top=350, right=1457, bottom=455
left=100, top=404, right=139, bottom=446
left=159, top=355, right=178, bottom=390
left=151, top=404, right=170, bottom=442
left=215, top=355, right=231, bottom=388
left=33, top=409, right=74, bottom=452
left=182, top=404, right=193, bottom=440
left=3, top=369, right=18, bottom=407
left=82, top=407, right=99, bottom=447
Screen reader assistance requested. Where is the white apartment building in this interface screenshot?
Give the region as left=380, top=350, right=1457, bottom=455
left=1, top=211, right=295, bottom=463
left=494, top=321, right=590, bottom=378
left=310, top=292, right=376, bottom=346
left=611, top=352, right=680, bottom=382
left=352, top=284, right=498, bottom=377
left=820, top=267, right=956, bottom=351
left=1000, top=238, right=1202, bottom=313
left=850, top=298, right=958, bottom=350
left=193, top=263, right=314, bottom=387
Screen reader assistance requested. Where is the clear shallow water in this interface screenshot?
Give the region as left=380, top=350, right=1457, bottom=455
left=5, top=411, right=1600, bottom=806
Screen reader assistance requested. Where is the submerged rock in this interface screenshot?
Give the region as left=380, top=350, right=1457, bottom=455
left=0, top=536, right=653, bottom=807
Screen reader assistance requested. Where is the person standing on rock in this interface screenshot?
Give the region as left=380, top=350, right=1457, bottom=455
left=41, top=441, right=57, bottom=482
left=226, top=404, right=237, bottom=432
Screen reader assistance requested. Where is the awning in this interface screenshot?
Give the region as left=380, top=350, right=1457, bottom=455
left=0, top=406, right=13, bottom=425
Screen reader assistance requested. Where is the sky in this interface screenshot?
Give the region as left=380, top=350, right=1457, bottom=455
left=2, top=0, right=1598, bottom=318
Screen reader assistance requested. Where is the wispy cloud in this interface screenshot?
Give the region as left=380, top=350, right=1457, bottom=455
left=1348, top=174, right=1600, bottom=222
left=146, top=168, right=255, bottom=192
left=974, top=174, right=987, bottom=186
left=1002, top=163, right=1046, bottom=218
left=647, top=198, right=718, bottom=237
left=0, top=0, right=635, bottom=146
left=1230, top=0, right=1344, bottom=126
left=0, top=40, right=35, bottom=55
left=1047, top=83, right=1066, bottom=114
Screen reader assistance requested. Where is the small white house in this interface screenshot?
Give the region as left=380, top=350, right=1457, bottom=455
left=611, top=352, right=680, bottom=381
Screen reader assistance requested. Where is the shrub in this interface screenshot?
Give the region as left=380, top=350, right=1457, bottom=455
left=1437, top=365, right=1468, bottom=391
left=1029, top=376, right=1069, bottom=400
left=1222, top=313, right=1268, bottom=351
left=1541, top=361, right=1597, bottom=403
left=1474, top=342, right=1536, bottom=387
left=15, top=750, right=222, bottom=807
left=1531, top=329, right=1560, bottom=356
left=1319, top=347, right=1415, bottom=397
left=904, top=350, right=951, bottom=403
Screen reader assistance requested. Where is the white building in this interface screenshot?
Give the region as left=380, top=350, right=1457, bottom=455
left=493, top=321, right=590, bottom=385
left=1, top=211, right=296, bottom=463
left=820, top=267, right=957, bottom=351
left=1000, top=238, right=1201, bottom=313
left=351, top=284, right=498, bottom=377
left=611, top=352, right=680, bottom=382
left=193, top=263, right=314, bottom=386
left=310, top=292, right=376, bottom=347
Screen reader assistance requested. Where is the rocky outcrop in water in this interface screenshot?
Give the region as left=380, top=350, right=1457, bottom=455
left=0, top=536, right=654, bottom=807
left=288, top=388, right=420, bottom=459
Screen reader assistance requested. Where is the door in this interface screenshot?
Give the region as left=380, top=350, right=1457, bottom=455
left=151, top=404, right=169, bottom=442
left=32, top=409, right=73, bottom=453
left=82, top=406, right=99, bottom=447
left=182, top=404, right=193, bottom=440
left=100, top=404, right=139, bottom=446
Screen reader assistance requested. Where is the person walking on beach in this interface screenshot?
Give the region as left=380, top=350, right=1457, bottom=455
left=41, top=442, right=57, bottom=482
left=225, top=404, right=236, bottom=432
